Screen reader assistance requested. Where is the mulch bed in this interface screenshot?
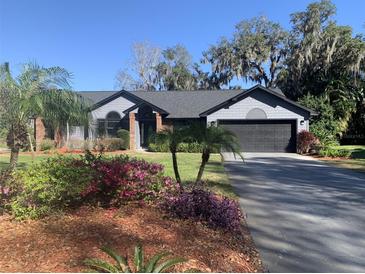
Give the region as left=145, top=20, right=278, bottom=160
left=0, top=205, right=263, bottom=272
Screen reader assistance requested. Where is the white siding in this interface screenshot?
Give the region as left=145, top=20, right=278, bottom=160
left=88, top=96, right=136, bottom=140
left=91, top=96, right=135, bottom=120
left=69, top=126, right=84, bottom=140
left=207, top=89, right=310, bottom=133
left=135, top=120, right=141, bottom=149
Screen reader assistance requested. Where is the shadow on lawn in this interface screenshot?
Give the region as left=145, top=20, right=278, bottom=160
left=350, top=148, right=365, bottom=159
left=0, top=160, right=28, bottom=170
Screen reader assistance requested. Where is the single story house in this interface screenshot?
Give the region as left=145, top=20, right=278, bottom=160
left=35, top=85, right=316, bottom=153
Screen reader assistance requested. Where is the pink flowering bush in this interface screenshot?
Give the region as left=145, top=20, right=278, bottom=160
left=80, top=157, right=180, bottom=206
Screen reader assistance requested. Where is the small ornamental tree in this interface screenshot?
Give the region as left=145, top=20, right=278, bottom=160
left=297, top=130, right=319, bottom=154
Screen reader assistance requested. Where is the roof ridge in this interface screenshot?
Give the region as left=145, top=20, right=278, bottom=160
left=130, top=89, right=245, bottom=93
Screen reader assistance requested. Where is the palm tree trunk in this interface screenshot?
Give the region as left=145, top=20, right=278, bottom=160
left=171, top=151, right=181, bottom=184
left=66, top=122, right=70, bottom=148
left=9, top=147, right=19, bottom=170
left=54, top=126, right=63, bottom=148
left=27, top=132, right=35, bottom=161
left=196, top=150, right=210, bottom=184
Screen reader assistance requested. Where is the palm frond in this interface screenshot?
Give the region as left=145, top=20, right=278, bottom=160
left=152, top=257, right=187, bottom=273
left=144, top=252, right=169, bottom=272
left=134, top=245, right=144, bottom=272
left=84, top=258, right=121, bottom=273
left=101, top=246, right=130, bottom=272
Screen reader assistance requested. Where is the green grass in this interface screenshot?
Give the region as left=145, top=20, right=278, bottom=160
left=329, top=145, right=365, bottom=159
left=0, top=151, right=234, bottom=198
left=323, top=145, right=365, bottom=173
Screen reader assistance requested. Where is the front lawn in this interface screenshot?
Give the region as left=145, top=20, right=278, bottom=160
left=320, top=145, right=365, bottom=173
left=0, top=151, right=234, bottom=198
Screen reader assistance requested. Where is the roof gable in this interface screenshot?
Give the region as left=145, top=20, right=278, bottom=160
left=199, top=85, right=317, bottom=116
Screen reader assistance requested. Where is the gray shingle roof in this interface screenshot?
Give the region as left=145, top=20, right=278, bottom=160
left=128, top=90, right=244, bottom=118
left=77, top=86, right=314, bottom=118
left=78, top=91, right=118, bottom=104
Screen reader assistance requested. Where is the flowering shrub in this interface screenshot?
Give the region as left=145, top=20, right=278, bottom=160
left=9, top=153, right=179, bottom=219
left=297, top=130, right=319, bottom=154
left=162, top=188, right=242, bottom=232
left=81, top=157, right=179, bottom=206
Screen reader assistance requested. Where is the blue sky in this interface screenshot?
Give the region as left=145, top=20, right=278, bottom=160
left=1, top=0, right=364, bottom=91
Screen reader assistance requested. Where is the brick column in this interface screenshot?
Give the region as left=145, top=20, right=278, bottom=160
left=129, top=113, right=136, bottom=150
left=35, top=117, right=46, bottom=151
left=156, top=112, right=163, bottom=132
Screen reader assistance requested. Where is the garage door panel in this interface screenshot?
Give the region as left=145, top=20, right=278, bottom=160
left=220, top=120, right=296, bottom=152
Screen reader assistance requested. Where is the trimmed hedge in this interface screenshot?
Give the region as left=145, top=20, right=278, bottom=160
left=148, top=142, right=219, bottom=153
left=94, top=138, right=125, bottom=151
left=116, top=129, right=130, bottom=150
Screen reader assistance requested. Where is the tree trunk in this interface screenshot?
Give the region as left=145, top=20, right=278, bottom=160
left=54, top=126, right=63, bottom=148
left=27, top=132, right=35, bottom=161
left=9, top=147, right=19, bottom=170
left=66, top=122, right=70, bottom=148
left=196, top=150, right=210, bottom=184
left=171, top=151, right=181, bottom=185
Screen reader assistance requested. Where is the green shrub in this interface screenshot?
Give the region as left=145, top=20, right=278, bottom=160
left=177, top=142, right=203, bottom=153
left=116, top=129, right=130, bottom=150
left=148, top=142, right=169, bottom=152
left=94, top=138, right=125, bottom=152
left=299, top=94, right=342, bottom=144
left=40, top=138, right=55, bottom=151
left=10, top=156, right=94, bottom=219
left=319, top=147, right=351, bottom=158
left=148, top=141, right=219, bottom=153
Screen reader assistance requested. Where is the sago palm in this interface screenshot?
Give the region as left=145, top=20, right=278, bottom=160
left=84, top=245, right=187, bottom=273
left=188, top=124, right=243, bottom=183
left=0, top=62, right=90, bottom=169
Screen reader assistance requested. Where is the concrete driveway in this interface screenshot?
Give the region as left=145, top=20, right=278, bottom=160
left=223, top=153, right=365, bottom=272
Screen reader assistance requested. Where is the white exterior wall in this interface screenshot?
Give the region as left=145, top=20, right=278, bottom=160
left=91, top=96, right=135, bottom=120
left=69, top=126, right=84, bottom=140
left=88, top=96, right=135, bottom=140
left=206, top=89, right=310, bottom=133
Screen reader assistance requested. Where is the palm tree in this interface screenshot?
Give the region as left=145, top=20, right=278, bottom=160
left=189, top=124, right=243, bottom=183
left=0, top=62, right=90, bottom=169
left=154, top=127, right=187, bottom=184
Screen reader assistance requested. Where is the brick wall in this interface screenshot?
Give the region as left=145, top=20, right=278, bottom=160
left=35, top=117, right=46, bottom=151
left=156, top=112, right=163, bottom=132
left=129, top=113, right=136, bottom=150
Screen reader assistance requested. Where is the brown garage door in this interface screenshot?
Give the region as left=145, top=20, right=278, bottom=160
left=219, top=120, right=297, bottom=152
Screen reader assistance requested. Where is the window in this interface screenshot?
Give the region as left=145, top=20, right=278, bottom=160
left=97, top=119, right=106, bottom=137
left=97, top=112, right=122, bottom=137
left=106, top=112, right=121, bottom=136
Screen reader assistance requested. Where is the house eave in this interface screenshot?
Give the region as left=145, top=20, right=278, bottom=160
left=199, top=85, right=318, bottom=117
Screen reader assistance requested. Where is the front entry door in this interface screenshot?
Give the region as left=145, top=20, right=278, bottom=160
left=140, top=121, right=156, bottom=147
